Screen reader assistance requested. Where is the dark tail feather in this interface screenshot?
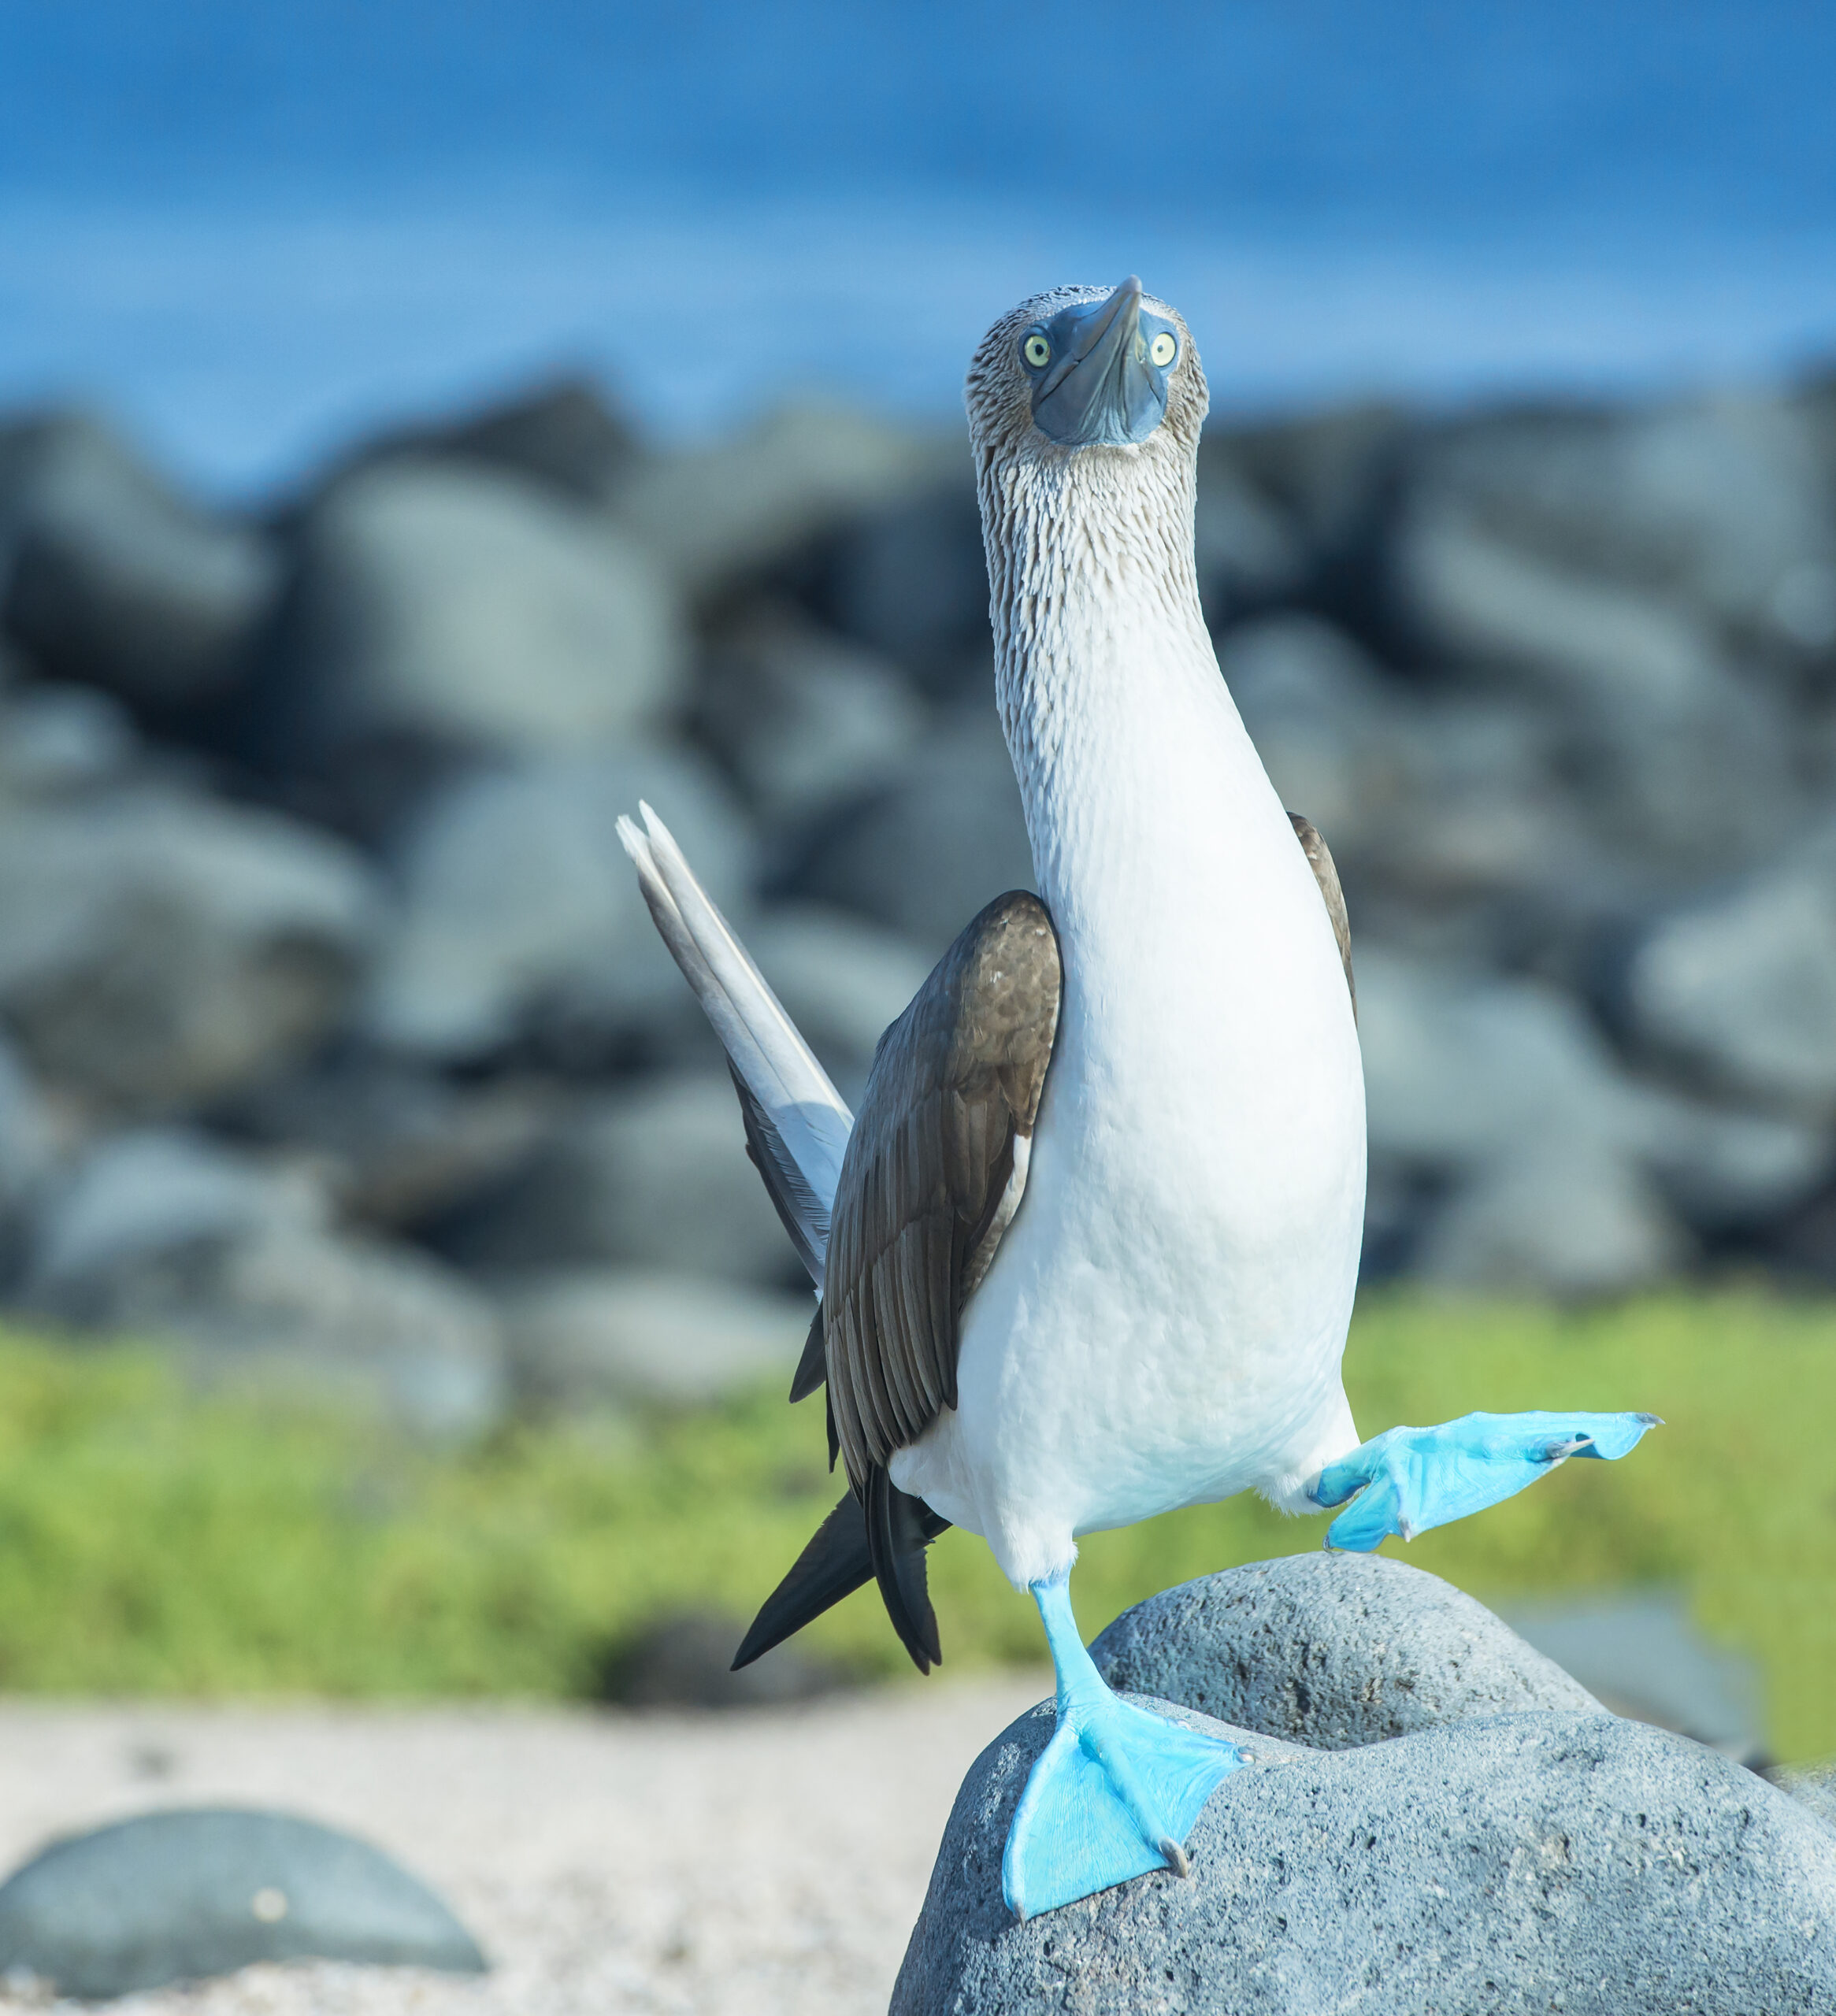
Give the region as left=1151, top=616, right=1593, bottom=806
left=866, top=1466, right=947, bottom=1673
left=732, top=1478, right=950, bottom=1674
left=789, top=1302, right=826, bottom=1402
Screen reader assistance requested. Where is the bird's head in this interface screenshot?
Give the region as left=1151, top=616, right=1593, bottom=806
left=965, top=277, right=1206, bottom=465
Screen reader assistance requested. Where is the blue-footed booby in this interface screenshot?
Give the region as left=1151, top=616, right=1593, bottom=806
left=619, top=277, right=1656, bottom=1921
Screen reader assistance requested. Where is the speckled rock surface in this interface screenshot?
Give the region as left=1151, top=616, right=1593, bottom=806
left=892, top=1700, right=1836, bottom=2016
left=1091, top=1552, right=1599, bottom=1747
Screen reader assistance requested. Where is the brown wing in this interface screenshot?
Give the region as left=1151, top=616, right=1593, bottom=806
left=822, top=890, right=1061, bottom=1494
left=1290, top=812, right=1355, bottom=1014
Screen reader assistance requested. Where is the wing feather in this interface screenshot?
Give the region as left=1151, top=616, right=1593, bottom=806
left=822, top=891, right=1062, bottom=1489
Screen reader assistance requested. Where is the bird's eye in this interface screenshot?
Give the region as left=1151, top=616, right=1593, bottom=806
left=1022, top=334, right=1052, bottom=369
left=1149, top=332, right=1177, bottom=368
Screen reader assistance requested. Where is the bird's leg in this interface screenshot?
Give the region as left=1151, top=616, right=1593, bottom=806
left=1000, top=1573, right=1243, bottom=1921
left=1310, top=1409, right=1662, bottom=1552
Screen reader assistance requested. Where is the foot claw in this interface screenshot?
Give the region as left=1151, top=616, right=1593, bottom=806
left=1160, top=1837, right=1192, bottom=1878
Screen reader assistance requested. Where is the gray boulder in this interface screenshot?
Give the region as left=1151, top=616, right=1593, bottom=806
left=612, top=403, right=951, bottom=598
left=495, top=1266, right=811, bottom=1408
left=790, top=704, right=1034, bottom=955
left=1357, top=948, right=1686, bottom=1292
left=1502, top=1592, right=1764, bottom=1762
left=358, top=374, right=637, bottom=505
left=1091, top=1554, right=1598, bottom=1748
left=693, top=604, right=925, bottom=829
left=26, top=1129, right=506, bottom=1440
left=1607, top=818, right=1836, bottom=1118
left=893, top=1704, right=1836, bottom=2015
left=0, top=682, right=136, bottom=796
left=282, top=459, right=684, bottom=762
left=437, top=1073, right=795, bottom=1288
left=0, top=1807, right=483, bottom=1998
left=1357, top=944, right=1830, bottom=1283
left=0, top=410, right=280, bottom=706
left=220, top=1054, right=558, bottom=1231
left=362, top=745, right=751, bottom=1065
left=0, top=786, right=376, bottom=1111
left=1192, top=439, right=1309, bottom=621
left=1398, top=395, right=1836, bottom=662
left=745, top=903, right=933, bottom=1103
left=816, top=475, right=991, bottom=691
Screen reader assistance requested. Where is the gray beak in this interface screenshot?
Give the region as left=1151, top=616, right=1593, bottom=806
left=1030, top=276, right=1167, bottom=447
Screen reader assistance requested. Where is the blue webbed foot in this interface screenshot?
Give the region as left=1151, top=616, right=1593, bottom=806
left=1002, top=1577, right=1244, bottom=1921
left=1312, top=1409, right=1660, bottom=1552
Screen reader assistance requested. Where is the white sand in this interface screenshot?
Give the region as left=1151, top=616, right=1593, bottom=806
left=0, top=1677, right=1047, bottom=2016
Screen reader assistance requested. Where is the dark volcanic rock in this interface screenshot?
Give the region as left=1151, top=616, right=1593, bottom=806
left=436, top=1073, right=796, bottom=1288
left=0, top=785, right=376, bottom=1112
left=788, top=704, right=1033, bottom=954
left=0, top=410, right=280, bottom=709
left=599, top=1608, right=849, bottom=1708
left=273, top=459, right=684, bottom=770
left=0, top=1807, right=484, bottom=1998
left=1091, top=1554, right=1597, bottom=1748
left=26, top=1129, right=506, bottom=1440
left=893, top=1702, right=1836, bottom=2016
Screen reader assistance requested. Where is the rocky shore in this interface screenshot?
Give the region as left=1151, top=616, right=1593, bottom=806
left=1, top=372, right=1834, bottom=1427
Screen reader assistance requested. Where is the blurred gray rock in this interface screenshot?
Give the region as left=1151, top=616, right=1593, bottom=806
left=1223, top=614, right=1399, bottom=853
left=0, top=1807, right=484, bottom=1999
left=0, top=1039, right=57, bottom=1284
left=599, top=1609, right=848, bottom=1708
left=437, top=1073, right=793, bottom=1288
left=220, top=1054, right=557, bottom=1230
left=817, top=476, right=990, bottom=692
left=1608, top=818, right=1836, bottom=1117
left=362, top=746, right=751, bottom=1065
left=495, top=1266, right=810, bottom=1407
left=1193, top=440, right=1309, bottom=621
left=1224, top=401, right=1408, bottom=572
left=1400, top=396, right=1836, bottom=662
left=1415, top=1135, right=1688, bottom=1294
left=693, top=605, right=925, bottom=829
left=613, top=404, right=951, bottom=598
left=0, top=683, right=135, bottom=795
left=746, top=903, right=933, bottom=1102
left=363, top=375, right=637, bottom=505
left=1358, top=947, right=1686, bottom=1291
left=26, top=1129, right=505, bottom=1440
left=1502, top=1592, right=1764, bottom=1761
left=0, top=410, right=280, bottom=706
left=281, top=459, right=684, bottom=764
left=1092, top=1554, right=1597, bottom=1748
left=1224, top=615, right=1608, bottom=936
left=0, top=786, right=376, bottom=1111
left=789, top=705, right=1034, bottom=954
left=894, top=1706, right=1836, bottom=2016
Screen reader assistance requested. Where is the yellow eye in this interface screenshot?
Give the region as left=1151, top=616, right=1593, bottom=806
left=1023, top=334, right=1051, bottom=368
left=1149, top=332, right=1177, bottom=368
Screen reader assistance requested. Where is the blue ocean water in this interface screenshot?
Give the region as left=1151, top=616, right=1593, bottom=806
left=2, top=2, right=1834, bottom=493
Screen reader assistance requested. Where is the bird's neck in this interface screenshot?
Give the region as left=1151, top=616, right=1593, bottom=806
left=981, top=443, right=1280, bottom=944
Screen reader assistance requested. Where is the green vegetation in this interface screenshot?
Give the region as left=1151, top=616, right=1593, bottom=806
left=0, top=1293, right=1830, bottom=1758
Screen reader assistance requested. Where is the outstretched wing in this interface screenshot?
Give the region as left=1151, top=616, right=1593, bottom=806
left=823, top=890, right=1063, bottom=1490
left=1290, top=812, right=1355, bottom=1013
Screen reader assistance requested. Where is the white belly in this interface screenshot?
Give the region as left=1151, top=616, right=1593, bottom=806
left=888, top=666, right=1367, bottom=1585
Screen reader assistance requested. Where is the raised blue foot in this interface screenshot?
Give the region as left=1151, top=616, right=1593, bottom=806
left=1312, top=1409, right=1661, bottom=1551
left=1002, top=1576, right=1244, bottom=1921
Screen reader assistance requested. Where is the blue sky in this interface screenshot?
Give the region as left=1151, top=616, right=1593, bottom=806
left=4, top=3, right=1834, bottom=493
